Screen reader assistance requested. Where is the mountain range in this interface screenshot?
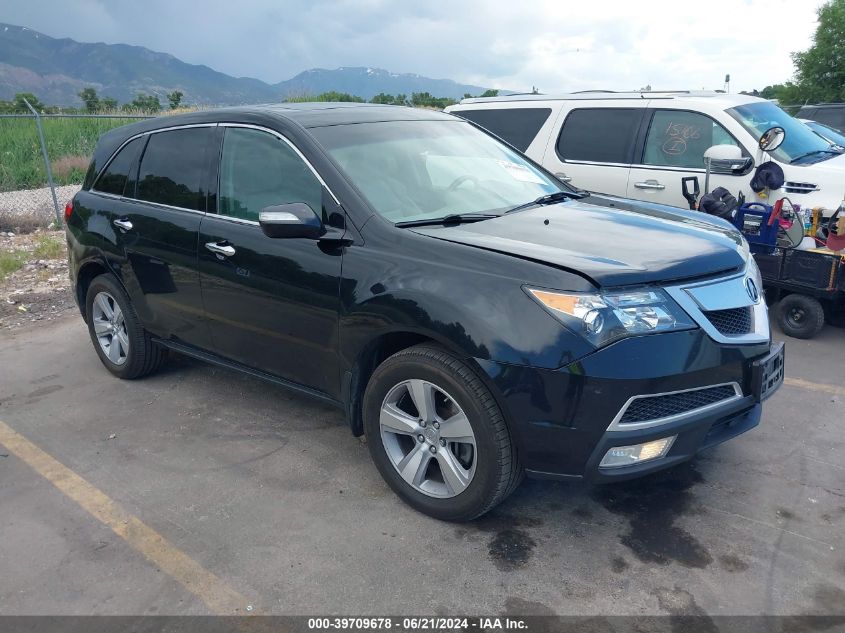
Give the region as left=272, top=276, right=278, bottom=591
left=0, top=23, right=491, bottom=106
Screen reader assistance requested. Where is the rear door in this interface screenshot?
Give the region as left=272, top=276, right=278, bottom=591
left=117, top=125, right=216, bottom=348
left=626, top=109, right=748, bottom=207
left=198, top=124, right=343, bottom=395
left=542, top=105, right=646, bottom=195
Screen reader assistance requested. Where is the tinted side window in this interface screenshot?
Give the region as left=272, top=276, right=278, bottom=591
left=137, top=128, right=211, bottom=211
left=93, top=137, right=144, bottom=196
left=218, top=127, right=323, bottom=222
left=641, top=110, right=741, bottom=168
left=557, top=108, right=642, bottom=164
left=814, top=107, right=845, bottom=132
left=456, top=108, right=552, bottom=152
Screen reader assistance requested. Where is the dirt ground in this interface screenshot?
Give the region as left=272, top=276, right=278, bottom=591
left=0, top=229, right=76, bottom=330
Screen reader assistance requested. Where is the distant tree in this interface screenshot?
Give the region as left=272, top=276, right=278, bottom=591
left=759, top=82, right=802, bottom=104
left=0, top=100, right=14, bottom=114
left=167, top=90, right=184, bottom=110
left=285, top=91, right=365, bottom=103
left=370, top=92, right=395, bottom=104
left=78, top=87, right=100, bottom=113
left=792, top=0, right=845, bottom=103
left=411, top=92, right=457, bottom=109
left=13, top=92, right=45, bottom=113
left=100, top=96, right=119, bottom=111
left=126, top=93, right=162, bottom=113
left=478, top=89, right=499, bottom=98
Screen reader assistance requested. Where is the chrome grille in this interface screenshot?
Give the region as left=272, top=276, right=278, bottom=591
left=618, top=385, right=739, bottom=425
left=703, top=307, right=753, bottom=336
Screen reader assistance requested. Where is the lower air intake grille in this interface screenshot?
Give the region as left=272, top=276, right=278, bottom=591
left=703, top=307, right=753, bottom=336
left=619, top=385, right=738, bottom=424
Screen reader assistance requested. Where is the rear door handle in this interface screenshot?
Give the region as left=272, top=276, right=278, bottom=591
left=205, top=241, right=236, bottom=257
left=113, top=218, right=133, bottom=231
left=634, top=180, right=666, bottom=190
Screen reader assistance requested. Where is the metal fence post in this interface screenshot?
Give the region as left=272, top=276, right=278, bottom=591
left=22, top=98, right=62, bottom=226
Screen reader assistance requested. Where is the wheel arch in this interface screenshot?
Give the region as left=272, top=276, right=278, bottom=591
left=75, top=258, right=127, bottom=322
left=343, top=329, right=516, bottom=444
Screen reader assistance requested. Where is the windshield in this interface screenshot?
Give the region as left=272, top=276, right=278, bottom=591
left=727, top=101, right=837, bottom=164
left=310, top=120, right=562, bottom=223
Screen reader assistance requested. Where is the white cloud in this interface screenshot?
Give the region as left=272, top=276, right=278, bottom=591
left=0, top=0, right=824, bottom=92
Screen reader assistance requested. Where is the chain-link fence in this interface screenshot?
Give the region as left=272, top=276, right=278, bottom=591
left=0, top=111, right=154, bottom=232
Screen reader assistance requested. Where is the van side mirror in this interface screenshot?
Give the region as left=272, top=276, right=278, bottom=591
left=759, top=126, right=786, bottom=152
left=703, top=144, right=754, bottom=175
left=259, top=203, right=324, bottom=239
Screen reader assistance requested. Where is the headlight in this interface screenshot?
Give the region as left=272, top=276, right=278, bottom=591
left=526, top=286, right=696, bottom=348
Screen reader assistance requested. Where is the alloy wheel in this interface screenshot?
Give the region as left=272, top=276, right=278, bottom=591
left=379, top=379, right=477, bottom=498
left=91, top=291, right=129, bottom=366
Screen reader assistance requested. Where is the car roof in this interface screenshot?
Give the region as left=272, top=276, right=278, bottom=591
left=89, top=103, right=456, bottom=184
left=450, top=90, right=764, bottom=110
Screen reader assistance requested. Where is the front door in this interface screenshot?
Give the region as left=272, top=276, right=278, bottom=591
left=198, top=125, right=343, bottom=396
left=626, top=109, right=747, bottom=208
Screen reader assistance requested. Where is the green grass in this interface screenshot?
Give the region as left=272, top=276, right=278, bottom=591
left=0, top=115, right=152, bottom=192
left=33, top=234, right=65, bottom=259
left=0, top=249, right=27, bottom=281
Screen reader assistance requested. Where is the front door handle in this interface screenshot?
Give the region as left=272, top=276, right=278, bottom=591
left=634, top=179, right=666, bottom=191
left=113, top=218, right=133, bottom=231
left=205, top=241, right=236, bottom=257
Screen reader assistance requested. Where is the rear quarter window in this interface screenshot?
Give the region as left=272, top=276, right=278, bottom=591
left=92, top=137, right=144, bottom=196
left=556, top=108, right=643, bottom=164
left=455, top=108, right=552, bottom=152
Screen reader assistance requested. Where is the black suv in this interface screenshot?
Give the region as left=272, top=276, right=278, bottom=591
left=66, top=103, right=784, bottom=521
left=796, top=104, right=845, bottom=134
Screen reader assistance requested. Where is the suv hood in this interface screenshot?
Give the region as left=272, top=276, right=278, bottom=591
left=410, top=200, right=746, bottom=287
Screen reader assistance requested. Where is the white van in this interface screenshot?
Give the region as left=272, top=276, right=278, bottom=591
left=446, top=91, right=845, bottom=214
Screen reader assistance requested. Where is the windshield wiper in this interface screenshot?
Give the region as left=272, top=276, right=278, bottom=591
left=789, top=149, right=841, bottom=164
left=394, top=213, right=500, bottom=228
left=504, top=189, right=587, bottom=214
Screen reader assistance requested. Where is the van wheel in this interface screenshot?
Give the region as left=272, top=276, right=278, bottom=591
left=363, top=344, right=521, bottom=522
left=85, top=274, right=167, bottom=379
left=776, top=294, right=825, bottom=339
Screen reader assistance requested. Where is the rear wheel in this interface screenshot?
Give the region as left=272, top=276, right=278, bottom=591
left=776, top=294, right=825, bottom=339
left=85, top=274, right=167, bottom=379
left=363, top=344, right=521, bottom=521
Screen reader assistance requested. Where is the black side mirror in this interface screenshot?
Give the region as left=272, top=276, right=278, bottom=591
left=708, top=156, right=755, bottom=176
left=259, top=203, right=324, bottom=239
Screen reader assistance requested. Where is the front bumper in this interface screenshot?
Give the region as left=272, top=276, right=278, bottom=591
left=477, top=329, right=779, bottom=481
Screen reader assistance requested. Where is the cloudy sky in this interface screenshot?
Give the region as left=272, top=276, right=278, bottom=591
left=1, top=0, right=825, bottom=92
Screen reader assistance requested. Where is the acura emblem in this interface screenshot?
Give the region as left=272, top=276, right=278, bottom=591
left=745, top=277, right=760, bottom=303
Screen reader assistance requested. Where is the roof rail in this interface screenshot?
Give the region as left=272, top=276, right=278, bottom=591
left=459, top=89, right=728, bottom=105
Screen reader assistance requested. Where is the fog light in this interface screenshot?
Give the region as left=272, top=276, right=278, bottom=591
left=599, top=436, right=676, bottom=469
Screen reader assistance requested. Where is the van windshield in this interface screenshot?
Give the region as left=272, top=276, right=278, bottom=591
left=727, top=101, right=838, bottom=164
left=310, top=120, right=563, bottom=223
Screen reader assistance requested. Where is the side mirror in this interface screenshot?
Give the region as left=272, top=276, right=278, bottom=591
left=259, top=203, right=324, bottom=239
left=703, top=144, right=754, bottom=175
left=759, top=126, right=786, bottom=152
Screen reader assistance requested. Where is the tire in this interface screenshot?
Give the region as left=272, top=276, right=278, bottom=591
left=363, top=344, right=521, bottom=521
left=84, top=274, right=167, bottom=379
left=776, top=294, right=825, bottom=339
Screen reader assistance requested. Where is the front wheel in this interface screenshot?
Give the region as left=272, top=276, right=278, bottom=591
left=363, top=344, right=521, bottom=521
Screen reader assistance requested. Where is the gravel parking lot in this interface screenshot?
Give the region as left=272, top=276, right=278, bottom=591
left=0, top=315, right=843, bottom=618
